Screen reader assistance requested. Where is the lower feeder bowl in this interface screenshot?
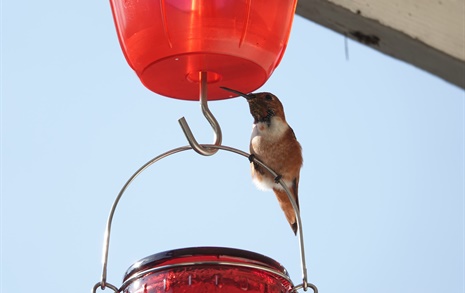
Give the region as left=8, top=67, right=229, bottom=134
left=121, top=247, right=294, bottom=293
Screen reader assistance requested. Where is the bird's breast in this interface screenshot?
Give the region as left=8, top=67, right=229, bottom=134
left=251, top=117, right=288, bottom=141
left=250, top=118, right=294, bottom=165
left=249, top=117, right=302, bottom=184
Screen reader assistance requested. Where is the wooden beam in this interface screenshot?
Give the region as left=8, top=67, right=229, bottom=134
left=296, top=0, right=465, bottom=89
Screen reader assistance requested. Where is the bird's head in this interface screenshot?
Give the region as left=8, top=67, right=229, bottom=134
left=221, top=87, right=285, bottom=124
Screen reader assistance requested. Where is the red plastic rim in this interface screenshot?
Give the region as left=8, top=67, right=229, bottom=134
left=122, top=247, right=294, bottom=293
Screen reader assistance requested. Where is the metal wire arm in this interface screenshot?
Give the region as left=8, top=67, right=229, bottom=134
left=92, top=144, right=316, bottom=293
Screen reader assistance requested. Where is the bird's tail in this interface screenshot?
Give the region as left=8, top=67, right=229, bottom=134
left=273, top=188, right=299, bottom=235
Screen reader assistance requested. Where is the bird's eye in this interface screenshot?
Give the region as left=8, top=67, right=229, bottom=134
left=265, top=94, right=273, bottom=100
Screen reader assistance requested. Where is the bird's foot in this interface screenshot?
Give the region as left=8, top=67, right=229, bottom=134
left=274, top=174, right=282, bottom=183
left=248, top=154, right=255, bottom=163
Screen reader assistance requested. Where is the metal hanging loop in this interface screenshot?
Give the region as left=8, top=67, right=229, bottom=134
left=94, top=144, right=316, bottom=293
left=92, top=282, right=119, bottom=293
left=178, top=72, right=223, bottom=156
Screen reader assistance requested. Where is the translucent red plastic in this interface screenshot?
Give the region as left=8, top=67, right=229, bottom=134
left=122, top=247, right=294, bottom=293
left=109, top=0, right=297, bottom=100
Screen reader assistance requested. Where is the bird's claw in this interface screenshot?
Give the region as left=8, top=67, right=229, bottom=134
left=274, top=174, right=282, bottom=183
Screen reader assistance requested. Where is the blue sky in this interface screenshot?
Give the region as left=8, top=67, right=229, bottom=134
left=2, top=1, right=464, bottom=293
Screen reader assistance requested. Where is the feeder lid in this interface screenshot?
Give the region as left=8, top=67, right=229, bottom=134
left=123, top=246, right=290, bottom=281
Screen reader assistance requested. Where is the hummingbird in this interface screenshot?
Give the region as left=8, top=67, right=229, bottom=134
left=221, top=87, right=303, bottom=235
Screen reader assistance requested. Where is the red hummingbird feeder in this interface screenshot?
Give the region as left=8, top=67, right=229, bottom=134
left=93, top=1, right=318, bottom=293
left=109, top=0, right=297, bottom=100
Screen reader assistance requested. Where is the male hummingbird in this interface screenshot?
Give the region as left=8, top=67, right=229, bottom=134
left=221, top=87, right=303, bottom=235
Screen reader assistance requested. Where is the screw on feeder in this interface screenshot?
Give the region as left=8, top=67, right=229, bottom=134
left=178, top=72, right=223, bottom=156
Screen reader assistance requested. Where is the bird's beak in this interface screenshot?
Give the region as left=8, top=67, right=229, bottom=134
left=220, top=87, right=254, bottom=100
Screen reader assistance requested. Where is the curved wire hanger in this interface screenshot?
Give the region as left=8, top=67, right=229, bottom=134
left=92, top=72, right=317, bottom=293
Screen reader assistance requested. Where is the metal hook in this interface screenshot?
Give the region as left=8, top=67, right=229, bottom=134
left=178, top=72, right=222, bottom=156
